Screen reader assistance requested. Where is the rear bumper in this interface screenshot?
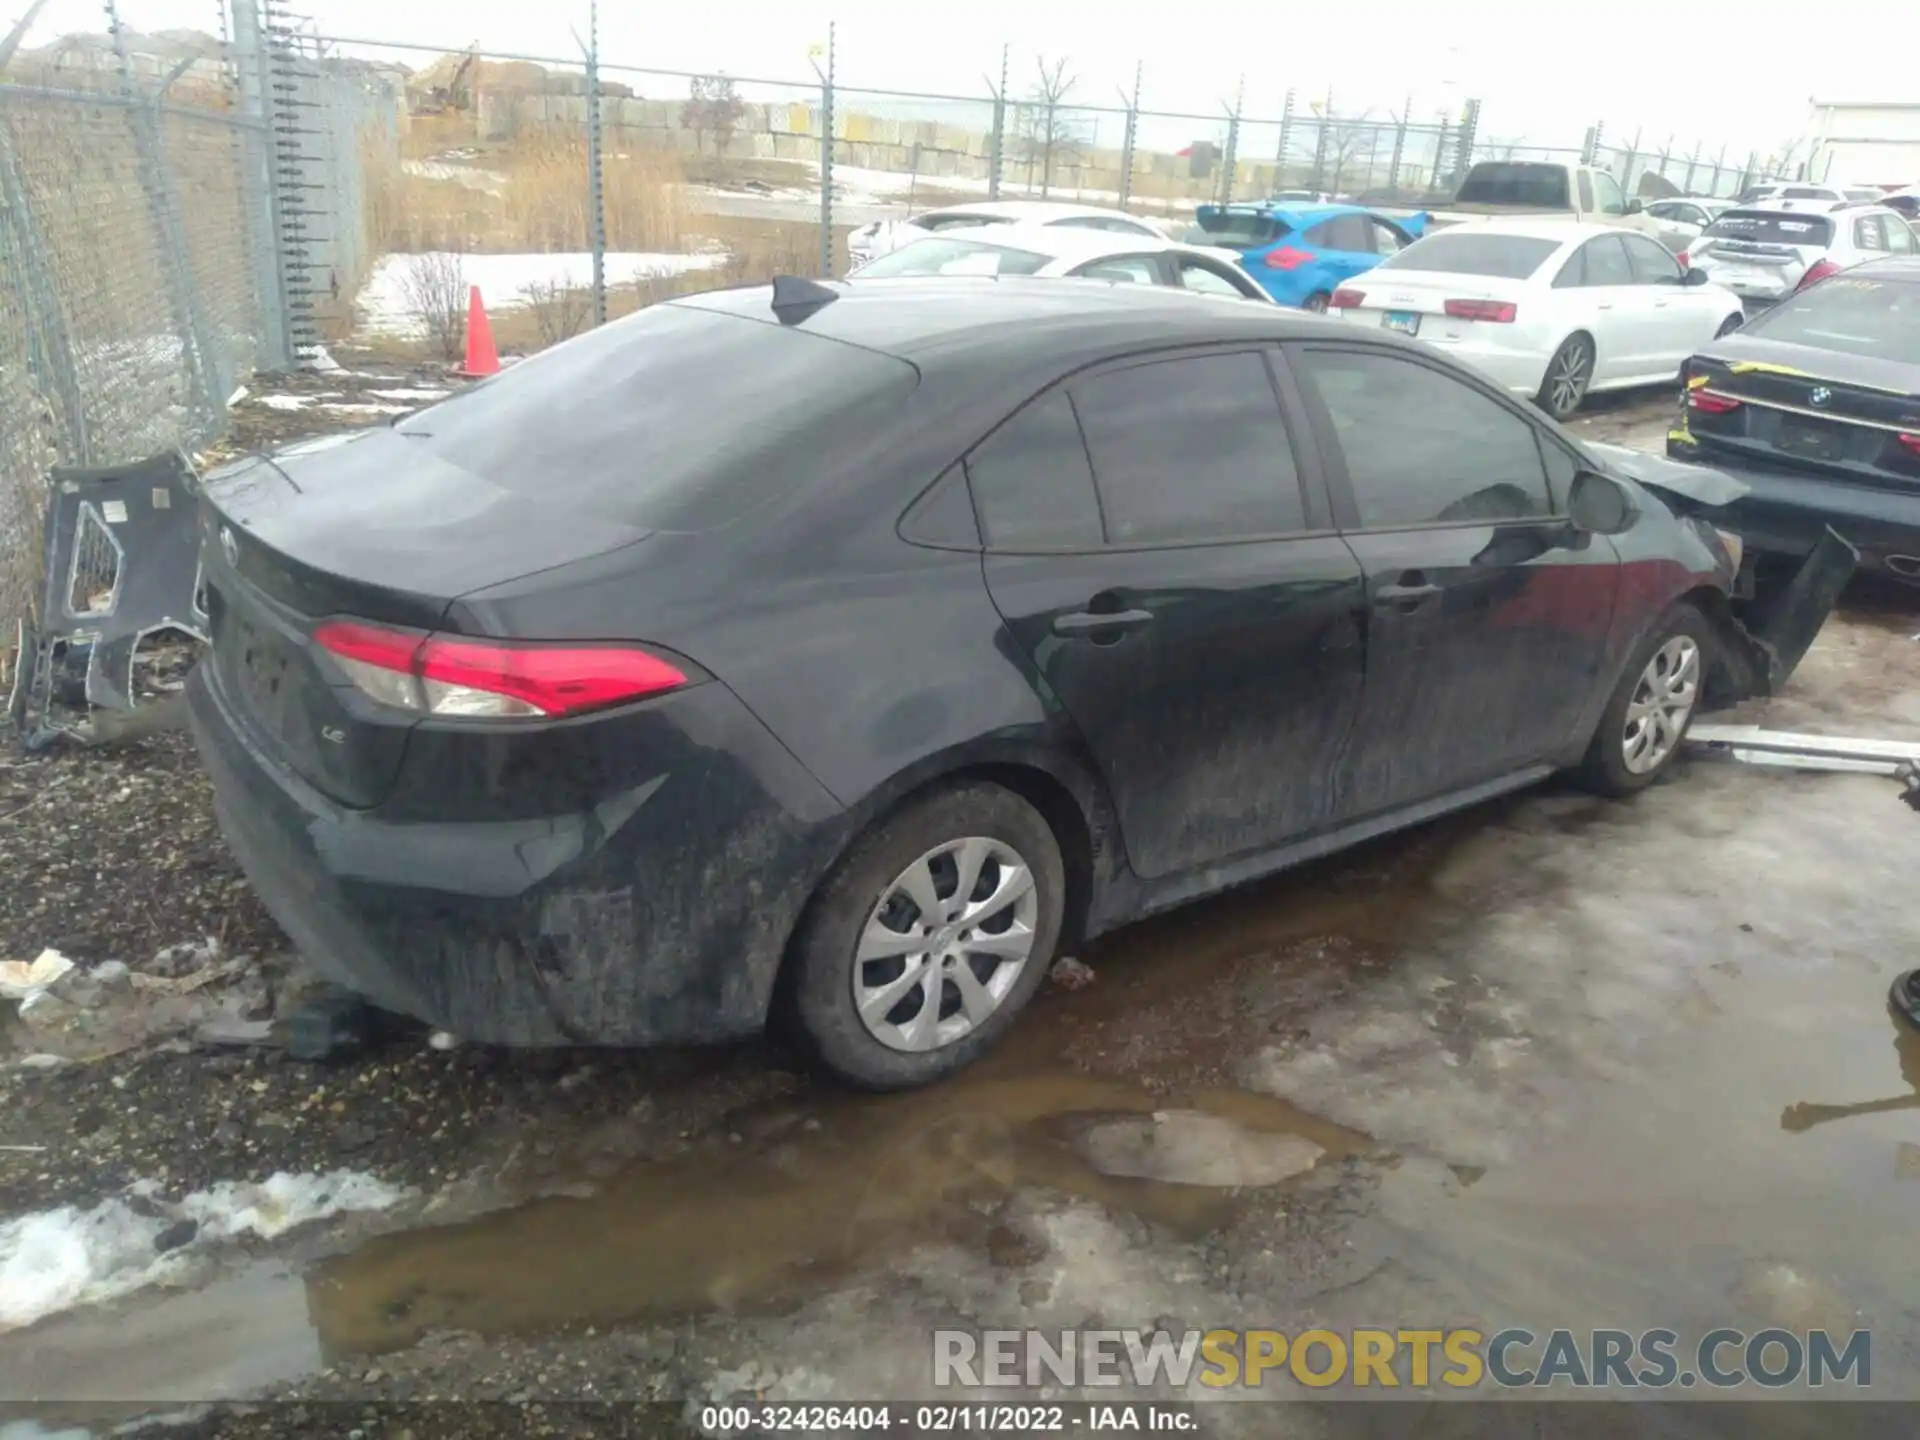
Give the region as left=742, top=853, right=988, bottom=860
left=1663, top=439, right=1920, bottom=579
left=188, top=663, right=847, bottom=1047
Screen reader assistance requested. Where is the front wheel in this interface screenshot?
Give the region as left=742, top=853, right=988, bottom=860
left=1576, top=604, right=1711, bottom=796
left=1536, top=334, right=1594, bottom=419
left=781, top=782, right=1066, bottom=1089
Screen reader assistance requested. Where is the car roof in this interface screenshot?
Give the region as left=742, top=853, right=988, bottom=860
left=1850, top=256, right=1920, bottom=281
left=882, top=222, right=1192, bottom=262
left=916, top=199, right=1147, bottom=224
left=672, top=276, right=1339, bottom=367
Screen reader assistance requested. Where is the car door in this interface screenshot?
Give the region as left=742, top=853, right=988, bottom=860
left=973, top=350, right=1368, bottom=879
left=1556, top=233, right=1651, bottom=380
left=1288, top=341, right=1621, bottom=816
left=1621, top=231, right=1699, bottom=372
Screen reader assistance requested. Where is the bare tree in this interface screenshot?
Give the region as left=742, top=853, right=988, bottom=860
left=1012, top=56, right=1081, bottom=198
left=519, top=279, right=593, bottom=347
left=398, top=251, right=467, bottom=360
left=682, top=74, right=747, bottom=157
left=1321, top=109, right=1380, bottom=195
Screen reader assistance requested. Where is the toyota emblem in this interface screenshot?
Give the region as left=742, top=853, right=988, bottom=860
left=1809, top=386, right=1832, bottom=407
left=220, top=526, right=239, bottom=567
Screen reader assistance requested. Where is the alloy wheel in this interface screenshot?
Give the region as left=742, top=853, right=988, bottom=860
left=1622, top=635, right=1700, bottom=774
left=1548, top=340, right=1591, bottom=416
left=853, top=836, right=1039, bottom=1053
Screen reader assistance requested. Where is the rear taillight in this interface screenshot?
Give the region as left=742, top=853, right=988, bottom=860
left=1796, top=258, right=1842, bottom=291
left=1262, top=245, right=1313, bottom=270
left=1688, top=391, right=1741, bottom=414
left=314, top=621, right=688, bottom=719
left=1328, top=288, right=1364, bottom=309
left=1899, top=433, right=1920, bottom=457
left=1444, top=298, right=1517, bottom=323
left=1676, top=250, right=1689, bottom=270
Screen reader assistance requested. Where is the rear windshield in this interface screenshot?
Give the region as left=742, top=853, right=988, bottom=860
left=392, top=303, right=917, bottom=531
left=1845, top=188, right=1885, bottom=202
left=1702, top=211, right=1835, bottom=246
left=855, top=236, right=1051, bottom=277
left=1742, top=275, right=1920, bottom=364
left=1194, top=210, right=1288, bottom=247
left=1781, top=187, right=1836, bottom=200
left=1454, top=163, right=1571, bottom=208
left=1377, top=231, right=1560, bottom=278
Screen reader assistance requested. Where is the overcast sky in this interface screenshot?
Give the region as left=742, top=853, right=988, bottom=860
left=18, top=0, right=1896, bottom=154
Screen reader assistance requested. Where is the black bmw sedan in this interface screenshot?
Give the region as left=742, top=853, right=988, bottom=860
left=188, top=276, right=1847, bottom=1089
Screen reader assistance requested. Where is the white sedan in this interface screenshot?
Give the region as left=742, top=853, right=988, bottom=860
left=846, top=224, right=1274, bottom=302
left=1327, top=220, right=1746, bottom=418
left=846, top=201, right=1173, bottom=269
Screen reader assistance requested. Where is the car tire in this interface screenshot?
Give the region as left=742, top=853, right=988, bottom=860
left=1576, top=603, right=1712, bottom=797
left=1535, top=333, right=1595, bottom=419
left=1302, top=291, right=1331, bottom=314
left=781, top=781, right=1066, bottom=1090
left=1715, top=313, right=1743, bottom=338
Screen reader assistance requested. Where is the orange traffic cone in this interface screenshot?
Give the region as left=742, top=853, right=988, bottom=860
left=456, top=285, right=500, bottom=378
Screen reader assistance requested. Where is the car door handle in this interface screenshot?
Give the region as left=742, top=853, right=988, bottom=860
left=1373, top=574, right=1442, bottom=610
left=1053, top=607, right=1155, bottom=637
left=1597, top=302, right=1614, bottom=310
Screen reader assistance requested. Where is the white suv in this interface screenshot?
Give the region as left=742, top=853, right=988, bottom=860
left=1687, top=202, right=1919, bottom=306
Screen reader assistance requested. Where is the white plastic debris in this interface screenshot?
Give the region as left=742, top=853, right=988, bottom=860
left=0, top=1170, right=406, bottom=1331
left=0, top=949, right=75, bottom=1002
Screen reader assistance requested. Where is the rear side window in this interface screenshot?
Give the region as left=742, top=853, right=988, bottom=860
left=1296, top=349, right=1551, bottom=528
left=394, top=304, right=915, bottom=532
left=1742, top=276, right=1920, bottom=364
left=1379, top=232, right=1560, bottom=279
left=966, top=393, right=1104, bottom=550
left=920, top=212, right=1010, bottom=231
left=1703, top=211, right=1835, bottom=247
left=1070, top=352, right=1306, bottom=544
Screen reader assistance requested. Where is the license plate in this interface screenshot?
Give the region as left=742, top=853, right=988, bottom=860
left=1383, top=311, right=1420, bottom=336
left=1777, top=420, right=1845, bottom=463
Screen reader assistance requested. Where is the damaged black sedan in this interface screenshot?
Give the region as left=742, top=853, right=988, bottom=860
left=187, top=277, right=1851, bottom=1089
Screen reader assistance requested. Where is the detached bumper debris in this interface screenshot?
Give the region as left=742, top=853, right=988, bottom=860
left=6, top=452, right=207, bottom=750
left=1687, top=725, right=1920, bottom=778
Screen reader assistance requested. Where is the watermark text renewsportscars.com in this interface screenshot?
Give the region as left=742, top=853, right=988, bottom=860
left=933, top=1327, right=1872, bottom=1391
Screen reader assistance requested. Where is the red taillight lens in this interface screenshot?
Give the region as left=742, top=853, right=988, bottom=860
left=1688, top=391, right=1742, bottom=414
left=1444, top=298, right=1517, bottom=323
left=1676, top=250, right=1690, bottom=270
left=1328, top=288, right=1364, bottom=309
left=1796, top=258, right=1841, bottom=291
left=1899, top=433, right=1920, bottom=456
left=1263, top=245, right=1313, bottom=270
left=314, top=621, right=687, bottom=719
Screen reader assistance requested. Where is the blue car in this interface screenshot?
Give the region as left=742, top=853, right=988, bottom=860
left=1188, top=202, right=1430, bottom=311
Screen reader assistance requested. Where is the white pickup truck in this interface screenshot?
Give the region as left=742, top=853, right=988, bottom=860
left=1409, top=160, right=1669, bottom=240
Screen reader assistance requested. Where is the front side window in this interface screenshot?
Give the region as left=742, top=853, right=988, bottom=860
left=1624, top=233, right=1682, bottom=284
left=1072, top=255, right=1164, bottom=285
left=1592, top=170, right=1627, bottom=216
left=1578, top=234, right=1635, bottom=285
left=1295, top=349, right=1552, bottom=529
left=1069, top=352, right=1307, bottom=544
left=1178, top=258, right=1259, bottom=298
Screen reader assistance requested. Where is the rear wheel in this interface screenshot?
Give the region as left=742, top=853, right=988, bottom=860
left=1536, top=334, right=1594, bottom=419
left=1302, top=291, right=1331, bottom=314
left=782, top=782, right=1066, bottom=1089
left=1577, top=604, right=1711, bottom=796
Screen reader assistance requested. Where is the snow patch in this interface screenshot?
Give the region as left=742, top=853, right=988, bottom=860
left=0, top=1171, right=405, bottom=1332
left=366, top=387, right=451, bottom=402
left=356, top=251, right=729, bottom=340
left=255, top=394, right=312, bottom=412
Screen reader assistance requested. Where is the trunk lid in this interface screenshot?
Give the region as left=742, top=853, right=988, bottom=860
left=1334, top=269, right=1527, bottom=344
left=200, top=428, right=653, bottom=808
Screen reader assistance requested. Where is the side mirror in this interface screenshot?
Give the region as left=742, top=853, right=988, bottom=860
left=1569, top=470, right=1636, bottom=535
left=1681, top=266, right=1710, bottom=287
left=1625, top=198, right=1644, bottom=215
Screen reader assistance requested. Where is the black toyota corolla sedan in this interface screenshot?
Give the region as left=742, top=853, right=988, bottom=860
left=188, top=276, right=1849, bottom=1089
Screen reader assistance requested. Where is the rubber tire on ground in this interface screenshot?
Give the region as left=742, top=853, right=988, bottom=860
left=1576, top=602, right=1714, bottom=797
left=1535, top=333, right=1595, bottom=420
left=1302, top=291, right=1331, bottom=314
left=1715, top=313, right=1743, bottom=338
left=781, top=781, right=1066, bottom=1090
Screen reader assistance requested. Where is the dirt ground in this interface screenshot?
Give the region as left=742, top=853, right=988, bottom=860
left=4, top=388, right=1920, bottom=1439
